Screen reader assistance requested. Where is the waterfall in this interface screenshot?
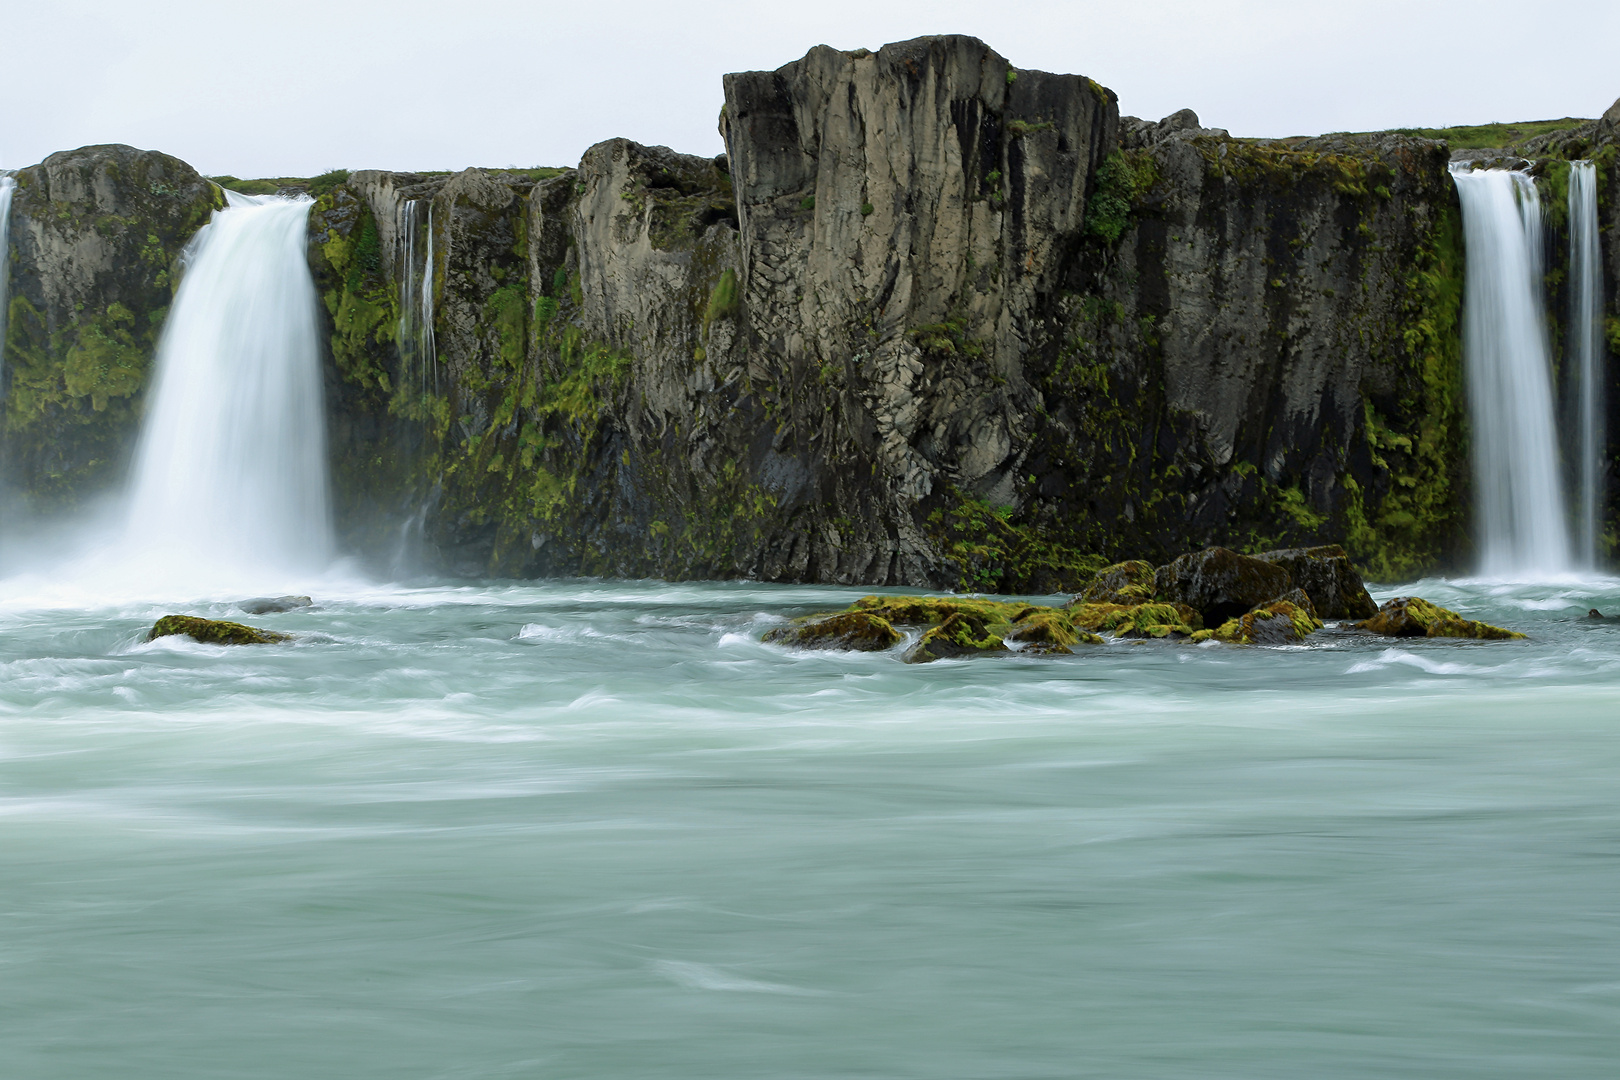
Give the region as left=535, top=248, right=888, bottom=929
left=1568, top=161, right=1605, bottom=568
left=1450, top=164, right=1572, bottom=578
left=0, top=172, right=16, bottom=399
left=395, top=198, right=437, bottom=394
left=123, top=191, right=331, bottom=585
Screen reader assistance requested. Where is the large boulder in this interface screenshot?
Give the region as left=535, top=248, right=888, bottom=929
left=1005, top=608, right=1102, bottom=653
left=1358, top=597, right=1523, bottom=640
left=1073, top=560, right=1156, bottom=606
left=148, top=615, right=291, bottom=646
left=1070, top=601, right=1200, bottom=638
left=902, top=612, right=1009, bottom=663
left=1201, top=597, right=1323, bottom=645
left=763, top=611, right=902, bottom=651
left=1153, top=547, right=1294, bottom=626
left=1252, top=545, right=1376, bottom=619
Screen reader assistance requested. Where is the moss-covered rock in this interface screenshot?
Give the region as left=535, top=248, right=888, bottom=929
left=1358, top=597, right=1523, bottom=640
left=762, top=611, right=902, bottom=651
left=1252, top=544, right=1376, bottom=619
left=1005, top=608, right=1102, bottom=653
left=902, top=611, right=1009, bottom=663
left=849, top=594, right=1029, bottom=627
left=147, top=615, right=292, bottom=645
left=1206, top=599, right=1323, bottom=645
left=1075, top=559, right=1156, bottom=605
left=1153, top=547, right=1294, bottom=626
left=1070, top=600, right=1201, bottom=638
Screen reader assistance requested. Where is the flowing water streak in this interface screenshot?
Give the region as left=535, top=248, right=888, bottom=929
left=1450, top=164, right=1571, bottom=577
left=0, top=173, right=16, bottom=398
left=123, top=191, right=331, bottom=585
left=1568, top=161, right=1605, bottom=567
left=419, top=201, right=437, bottom=392
left=395, top=198, right=438, bottom=392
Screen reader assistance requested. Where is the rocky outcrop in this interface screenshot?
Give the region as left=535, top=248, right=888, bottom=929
left=1252, top=544, right=1378, bottom=619
left=4, top=145, right=223, bottom=509
left=1153, top=546, right=1293, bottom=626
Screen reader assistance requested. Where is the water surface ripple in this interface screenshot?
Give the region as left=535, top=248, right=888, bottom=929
left=3, top=578, right=1618, bottom=1078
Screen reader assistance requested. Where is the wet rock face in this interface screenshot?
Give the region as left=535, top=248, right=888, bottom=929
left=1153, top=547, right=1293, bottom=626
left=902, top=611, right=1009, bottom=663
left=4, top=145, right=223, bottom=510
left=1208, top=599, right=1322, bottom=645
left=1076, top=560, right=1156, bottom=606
left=1252, top=545, right=1377, bottom=620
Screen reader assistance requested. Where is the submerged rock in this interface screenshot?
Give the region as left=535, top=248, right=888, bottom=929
left=1252, top=545, right=1377, bottom=619
left=763, top=611, right=902, bottom=651
left=902, top=611, right=1009, bottom=664
left=1358, top=597, right=1523, bottom=640
left=1074, top=560, right=1156, bottom=606
left=239, top=595, right=314, bottom=615
left=148, top=615, right=292, bottom=646
left=1153, top=547, right=1294, bottom=626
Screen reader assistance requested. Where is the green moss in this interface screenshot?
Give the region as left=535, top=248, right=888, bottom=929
left=927, top=491, right=1108, bottom=593
left=1007, top=119, right=1054, bottom=138
left=484, top=284, right=528, bottom=368
left=1359, top=595, right=1523, bottom=639
left=147, top=615, right=291, bottom=646
left=763, top=611, right=902, bottom=651
left=704, top=268, right=739, bottom=332
left=1084, top=149, right=1157, bottom=245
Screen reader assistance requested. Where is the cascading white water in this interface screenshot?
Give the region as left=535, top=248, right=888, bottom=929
left=123, top=191, right=331, bottom=586
left=0, top=172, right=16, bottom=395
left=394, top=198, right=437, bottom=394
left=1568, top=161, right=1605, bottom=568
left=1450, top=164, right=1572, bottom=578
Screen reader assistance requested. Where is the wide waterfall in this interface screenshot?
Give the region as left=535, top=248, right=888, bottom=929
left=0, top=173, right=16, bottom=396
left=395, top=198, right=437, bottom=393
left=1450, top=165, right=1572, bottom=578
left=123, top=191, right=331, bottom=586
left=1568, top=161, right=1605, bottom=568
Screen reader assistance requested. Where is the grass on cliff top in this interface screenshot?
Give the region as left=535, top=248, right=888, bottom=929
left=1354, top=117, right=1592, bottom=150
left=209, top=167, right=567, bottom=196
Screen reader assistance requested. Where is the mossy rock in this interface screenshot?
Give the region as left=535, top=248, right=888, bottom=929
left=1074, top=560, right=1156, bottom=606
left=763, top=611, right=902, bottom=651
left=1005, top=608, right=1102, bottom=654
left=1207, top=598, right=1323, bottom=644
left=1154, top=547, right=1294, bottom=626
left=1069, top=600, right=1201, bottom=638
left=850, top=594, right=1029, bottom=627
left=1358, top=597, right=1523, bottom=640
left=902, top=612, right=1009, bottom=664
left=1253, top=545, right=1377, bottom=620
left=147, top=615, right=292, bottom=646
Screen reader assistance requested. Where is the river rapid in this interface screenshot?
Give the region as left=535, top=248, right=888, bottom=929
left=3, top=574, right=1618, bottom=1078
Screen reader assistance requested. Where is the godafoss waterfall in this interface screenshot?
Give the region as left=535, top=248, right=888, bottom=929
left=122, top=191, right=332, bottom=590
left=3, top=39, right=1619, bottom=1080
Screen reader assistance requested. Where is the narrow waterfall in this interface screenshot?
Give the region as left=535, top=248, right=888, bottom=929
left=1568, top=161, right=1605, bottom=567
left=0, top=173, right=16, bottom=397
left=395, top=198, right=437, bottom=394
left=124, top=191, right=331, bottom=584
left=1450, top=164, right=1572, bottom=578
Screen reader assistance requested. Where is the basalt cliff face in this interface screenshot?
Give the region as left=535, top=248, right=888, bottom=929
left=5, top=36, right=1618, bottom=587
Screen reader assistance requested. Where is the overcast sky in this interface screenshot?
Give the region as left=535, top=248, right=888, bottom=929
left=7, top=0, right=1618, bottom=178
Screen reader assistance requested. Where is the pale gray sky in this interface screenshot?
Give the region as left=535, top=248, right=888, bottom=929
left=7, top=0, right=1618, bottom=178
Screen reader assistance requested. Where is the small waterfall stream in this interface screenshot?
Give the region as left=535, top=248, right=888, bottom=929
left=1568, top=160, right=1605, bottom=568
left=1451, top=164, right=1573, bottom=578
left=0, top=173, right=16, bottom=398
left=123, top=191, right=331, bottom=585
left=395, top=198, right=437, bottom=394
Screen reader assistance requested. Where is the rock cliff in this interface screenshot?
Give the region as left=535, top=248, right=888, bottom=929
left=4, top=38, right=1617, bottom=587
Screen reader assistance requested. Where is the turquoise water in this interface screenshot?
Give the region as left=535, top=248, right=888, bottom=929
left=3, top=576, right=1618, bottom=1078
